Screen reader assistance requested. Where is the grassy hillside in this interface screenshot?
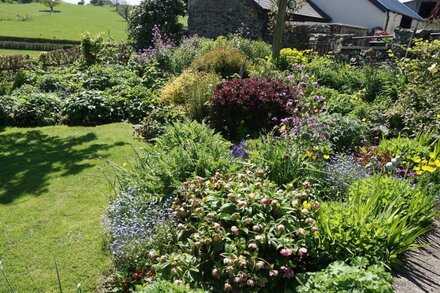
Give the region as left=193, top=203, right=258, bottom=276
left=0, top=3, right=127, bottom=41
left=0, top=48, right=43, bottom=57
left=0, top=123, right=144, bottom=292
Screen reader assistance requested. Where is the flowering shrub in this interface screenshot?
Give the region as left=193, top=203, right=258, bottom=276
left=296, top=257, right=393, bottom=293
left=273, top=48, right=312, bottom=71
left=191, top=47, right=247, bottom=78
left=209, top=78, right=302, bottom=140
left=322, top=153, right=370, bottom=201
left=138, top=170, right=320, bottom=291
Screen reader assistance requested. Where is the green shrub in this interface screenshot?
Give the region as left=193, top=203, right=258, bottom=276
left=321, top=114, right=369, bottom=152
left=296, top=257, right=393, bottom=293
left=11, top=69, right=35, bottom=90
left=191, top=47, right=247, bottom=78
left=139, top=171, right=320, bottom=292
left=63, top=90, right=120, bottom=126
left=108, top=84, right=158, bottom=123
left=324, top=93, right=364, bottom=115
left=81, top=33, right=103, bottom=65
left=249, top=135, right=319, bottom=186
left=13, top=92, right=62, bottom=126
left=124, top=121, right=234, bottom=197
left=169, top=36, right=203, bottom=74
left=274, top=48, right=311, bottom=71
left=138, top=280, right=206, bottom=293
left=160, top=70, right=220, bottom=121
left=378, top=134, right=431, bottom=159
left=81, top=64, right=140, bottom=91
left=38, top=75, right=65, bottom=93
left=133, top=105, right=181, bottom=140
left=0, top=95, right=17, bottom=125
left=311, top=175, right=436, bottom=267
left=127, top=0, right=185, bottom=50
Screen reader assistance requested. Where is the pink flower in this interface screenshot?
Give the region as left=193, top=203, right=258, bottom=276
left=271, top=199, right=279, bottom=206
left=280, top=248, right=291, bottom=257
left=234, top=276, right=241, bottom=283
left=252, top=225, right=261, bottom=232
left=298, top=247, right=308, bottom=256
left=248, top=243, right=258, bottom=250
left=269, top=270, right=279, bottom=277
left=312, top=202, right=321, bottom=211
left=277, top=224, right=285, bottom=232
left=281, top=266, right=294, bottom=278
left=305, top=217, right=314, bottom=225
left=224, top=283, right=232, bottom=291
left=255, top=261, right=265, bottom=270
left=260, top=198, right=271, bottom=205
left=246, top=279, right=255, bottom=287
left=211, top=268, right=220, bottom=278
left=311, top=226, right=319, bottom=233
left=231, top=226, right=239, bottom=235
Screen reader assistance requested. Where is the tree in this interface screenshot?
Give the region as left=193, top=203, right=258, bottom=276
left=39, top=0, right=61, bottom=13
left=127, top=0, right=185, bottom=50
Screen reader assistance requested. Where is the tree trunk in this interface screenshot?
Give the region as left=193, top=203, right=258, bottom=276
left=272, top=0, right=288, bottom=61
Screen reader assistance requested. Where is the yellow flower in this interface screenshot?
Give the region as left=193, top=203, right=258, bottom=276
left=413, top=166, right=421, bottom=171
left=306, top=150, right=312, bottom=157
left=433, top=160, right=440, bottom=167
left=421, top=165, right=436, bottom=173
left=413, top=156, right=422, bottom=163
left=303, top=201, right=312, bottom=209
left=280, top=125, right=286, bottom=131
left=416, top=170, right=423, bottom=175
left=437, top=114, right=440, bottom=119
left=313, top=146, right=320, bottom=151
left=362, top=118, right=366, bottom=122
left=323, top=154, right=330, bottom=160
left=429, top=152, right=437, bottom=159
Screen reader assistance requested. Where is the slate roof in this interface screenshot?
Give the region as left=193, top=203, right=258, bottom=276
left=255, top=0, right=423, bottom=20
left=369, top=0, right=424, bottom=20
left=254, top=0, right=331, bottom=21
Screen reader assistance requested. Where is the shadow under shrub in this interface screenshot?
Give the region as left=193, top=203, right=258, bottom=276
left=209, top=78, right=302, bottom=140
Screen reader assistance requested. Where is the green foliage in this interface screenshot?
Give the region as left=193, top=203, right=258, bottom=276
left=274, top=48, right=311, bottom=71
left=312, top=175, right=436, bottom=267
left=198, top=35, right=271, bottom=61
left=138, top=280, right=206, bottom=293
left=121, top=121, right=234, bottom=197
left=80, top=33, right=103, bottom=65
left=296, top=257, right=394, bottom=293
left=378, top=134, right=431, bottom=159
left=169, top=36, right=203, bottom=75
left=191, top=47, right=247, bottom=78
left=63, top=90, right=119, bottom=126
left=142, top=171, right=319, bottom=292
left=39, top=0, right=61, bottom=12
left=128, top=0, right=185, bottom=50
left=321, top=113, right=369, bottom=152
left=249, top=135, right=319, bottom=186
left=133, top=105, right=181, bottom=140
left=160, top=70, right=220, bottom=121
left=13, top=92, right=62, bottom=126
left=324, top=93, right=365, bottom=116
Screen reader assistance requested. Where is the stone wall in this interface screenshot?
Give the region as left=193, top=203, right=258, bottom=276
left=268, top=23, right=369, bottom=54
left=187, top=0, right=267, bottom=39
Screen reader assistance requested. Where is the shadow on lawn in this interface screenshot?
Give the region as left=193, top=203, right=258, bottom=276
left=0, top=130, right=124, bottom=204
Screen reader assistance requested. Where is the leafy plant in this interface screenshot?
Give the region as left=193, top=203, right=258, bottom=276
left=311, top=175, right=436, bottom=267
left=160, top=70, right=220, bottom=121
left=191, top=47, right=247, bottom=78
left=13, top=92, right=62, bottom=126
left=127, top=0, right=185, bottom=50
left=209, top=78, right=302, bottom=140
left=137, top=171, right=320, bottom=292
left=63, top=90, right=120, bottom=126
left=80, top=33, right=103, bottom=65
left=296, top=257, right=393, bottom=293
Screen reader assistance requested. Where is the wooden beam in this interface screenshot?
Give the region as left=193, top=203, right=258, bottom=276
left=272, top=0, right=288, bottom=60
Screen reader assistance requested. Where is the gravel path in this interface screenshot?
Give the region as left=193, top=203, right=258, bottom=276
left=394, top=221, right=440, bottom=292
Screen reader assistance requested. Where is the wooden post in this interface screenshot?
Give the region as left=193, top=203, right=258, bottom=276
left=272, top=0, right=288, bottom=61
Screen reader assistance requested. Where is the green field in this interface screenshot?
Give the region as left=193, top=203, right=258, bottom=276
left=0, top=123, right=144, bottom=292
left=0, top=49, right=43, bottom=57
left=0, top=3, right=127, bottom=41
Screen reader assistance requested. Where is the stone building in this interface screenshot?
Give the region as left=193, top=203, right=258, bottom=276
left=187, top=0, right=331, bottom=39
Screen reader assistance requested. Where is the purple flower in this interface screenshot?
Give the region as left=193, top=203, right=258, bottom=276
left=231, top=141, right=249, bottom=159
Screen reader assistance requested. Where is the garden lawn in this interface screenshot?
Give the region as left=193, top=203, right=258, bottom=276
left=0, top=123, right=144, bottom=292
left=0, top=3, right=127, bottom=41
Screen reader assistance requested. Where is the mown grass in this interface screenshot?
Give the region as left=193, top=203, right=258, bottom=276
left=0, top=3, right=127, bottom=41
left=0, top=123, right=144, bottom=292
left=0, top=49, right=43, bottom=57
